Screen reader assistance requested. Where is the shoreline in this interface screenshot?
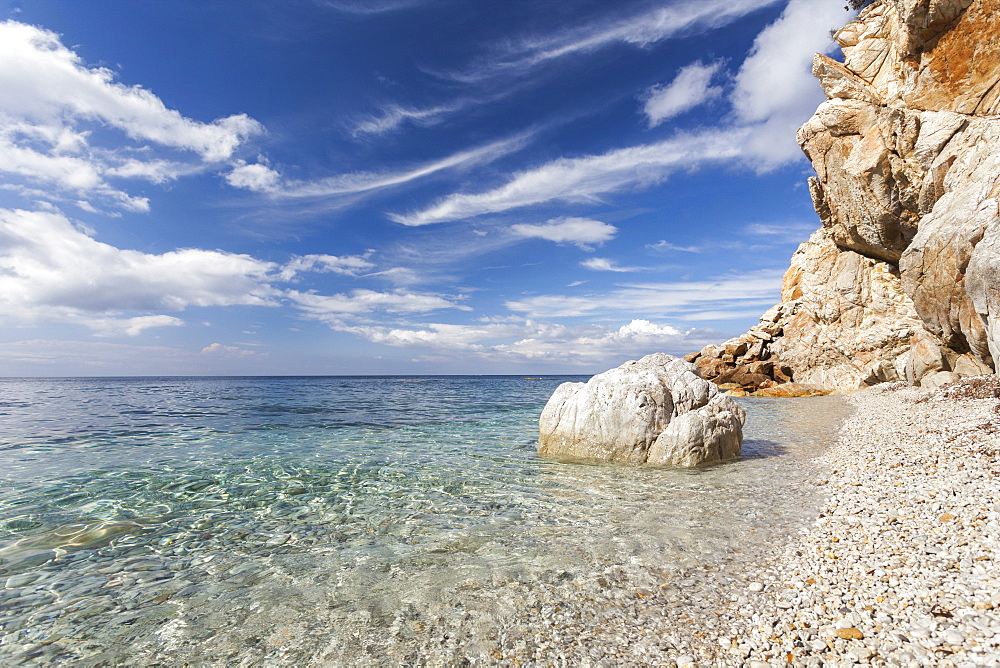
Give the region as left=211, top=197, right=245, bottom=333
left=669, top=378, right=1000, bottom=666
left=5, top=377, right=1000, bottom=664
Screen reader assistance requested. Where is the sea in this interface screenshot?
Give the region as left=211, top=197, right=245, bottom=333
left=0, top=376, right=850, bottom=665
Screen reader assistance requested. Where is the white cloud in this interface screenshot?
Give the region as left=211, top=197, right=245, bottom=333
left=89, top=315, right=185, bottom=337
left=334, top=321, right=516, bottom=351
left=201, top=342, right=261, bottom=358
left=510, top=216, right=617, bottom=249
left=363, top=266, right=427, bottom=286
left=505, top=269, right=783, bottom=318
left=0, top=21, right=263, bottom=209
left=0, top=208, right=430, bottom=337
left=0, top=338, right=280, bottom=375
left=0, top=21, right=262, bottom=160
left=0, top=338, right=192, bottom=373
left=333, top=317, right=725, bottom=364
left=389, top=128, right=748, bottom=225
left=226, top=134, right=529, bottom=198
left=350, top=102, right=464, bottom=136
left=729, top=0, right=851, bottom=166
left=288, top=289, right=470, bottom=318
left=744, top=221, right=818, bottom=237
left=643, top=60, right=723, bottom=127
left=226, top=161, right=282, bottom=192
left=279, top=253, right=376, bottom=280
left=364, top=0, right=781, bottom=140
left=321, top=0, right=428, bottom=14
left=0, top=208, right=279, bottom=334
left=495, top=319, right=688, bottom=361
left=646, top=240, right=701, bottom=253
left=455, top=0, right=781, bottom=82
left=580, top=257, right=643, bottom=272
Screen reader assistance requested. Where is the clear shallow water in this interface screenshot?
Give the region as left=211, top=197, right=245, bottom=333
left=0, top=376, right=850, bottom=665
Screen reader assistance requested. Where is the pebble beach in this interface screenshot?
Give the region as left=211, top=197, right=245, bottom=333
left=669, top=377, right=1000, bottom=667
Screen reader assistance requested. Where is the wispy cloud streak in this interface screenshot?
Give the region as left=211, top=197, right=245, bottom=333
left=505, top=269, right=784, bottom=318
left=448, top=0, right=781, bottom=83
left=319, top=0, right=430, bottom=14
left=350, top=102, right=464, bottom=136
left=389, top=128, right=749, bottom=225
left=227, top=133, right=530, bottom=199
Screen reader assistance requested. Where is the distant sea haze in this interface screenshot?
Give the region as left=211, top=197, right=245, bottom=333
left=0, top=376, right=849, bottom=663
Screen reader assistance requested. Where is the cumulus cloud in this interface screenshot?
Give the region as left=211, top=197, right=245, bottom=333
left=226, top=161, right=282, bottom=192
left=494, top=319, right=688, bottom=361
left=729, top=0, right=851, bottom=166
left=510, top=217, right=617, bottom=249
left=334, top=321, right=517, bottom=351
left=0, top=20, right=263, bottom=209
left=0, top=21, right=262, bottom=160
left=0, top=208, right=279, bottom=334
left=389, top=128, right=748, bottom=225
left=643, top=60, right=723, bottom=127
left=0, top=207, right=463, bottom=338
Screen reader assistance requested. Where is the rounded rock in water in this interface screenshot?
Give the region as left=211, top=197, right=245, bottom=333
left=537, top=353, right=745, bottom=467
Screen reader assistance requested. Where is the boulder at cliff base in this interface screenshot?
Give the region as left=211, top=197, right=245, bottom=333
left=538, top=353, right=746, bottom=467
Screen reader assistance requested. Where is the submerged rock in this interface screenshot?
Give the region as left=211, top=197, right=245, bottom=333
left=538, top=353, right=745, bottom=467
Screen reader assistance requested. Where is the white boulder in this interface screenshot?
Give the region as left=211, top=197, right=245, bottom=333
left=538, top=353, right=746, bottom=467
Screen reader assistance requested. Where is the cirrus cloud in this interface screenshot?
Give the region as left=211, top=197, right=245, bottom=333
left=389, top=128, right=749, bottom=225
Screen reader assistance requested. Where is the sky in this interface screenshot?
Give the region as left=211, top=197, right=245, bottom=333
left=0, top=0, right=853, bottom=376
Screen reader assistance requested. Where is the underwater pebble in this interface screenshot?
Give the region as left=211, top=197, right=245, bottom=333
left=4, top=574, right=39, bottom=589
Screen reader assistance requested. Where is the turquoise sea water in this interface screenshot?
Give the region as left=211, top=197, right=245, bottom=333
left=0, top=376, right=849, bottom=665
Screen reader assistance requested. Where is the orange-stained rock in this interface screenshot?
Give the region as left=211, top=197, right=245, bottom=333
left=753, top=384, right=830, bottom=398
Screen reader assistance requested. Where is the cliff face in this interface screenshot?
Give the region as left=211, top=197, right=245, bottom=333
left=689, top=0, right=1000, bottom=392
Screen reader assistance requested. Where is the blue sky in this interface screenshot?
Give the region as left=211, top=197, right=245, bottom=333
left=0, top=0, right=851, bottom=376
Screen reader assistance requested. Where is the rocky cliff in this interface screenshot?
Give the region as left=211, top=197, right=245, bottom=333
left=689, top=0, right=1000, bottom=393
